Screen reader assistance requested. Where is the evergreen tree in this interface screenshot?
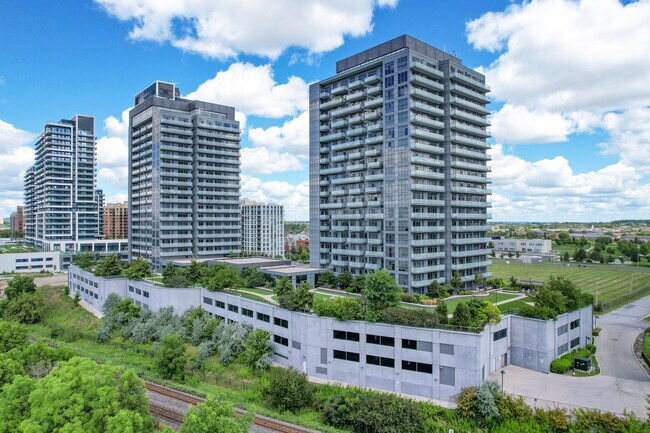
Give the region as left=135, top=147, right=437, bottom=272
left=436, top=300, right=449, bottom=324
left=450, top=271, right=464, bottom=291
left=155, top=334, right=187, bottom=380
left=94, top=254, right=122, bottom=277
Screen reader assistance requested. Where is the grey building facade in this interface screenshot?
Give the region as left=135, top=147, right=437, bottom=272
left=69, top=264, right=593, bottom=402
left=24, top=115, right=102, bottom=251
left=310, top=35, right=492, bottom=292
left=128, top=81, right=241, bottom=270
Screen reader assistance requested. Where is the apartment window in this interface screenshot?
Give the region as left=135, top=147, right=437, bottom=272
left=333, top=330, right=359, bottom=342
left=228, top=304, right=239, bottom=313
left=384, top=76, right=394, bottom=87
left=493, top=329, right=507, bottom=341
left=440, top=343, right=454, bottom=355
left=402, top=339, right=417, bottom=350
left=402, top=360, right=433, bottom=374
left=440, top=366, right=455, bottom=386
left=570, top=319, right=580, bottom=330
left=203, top=296, right=213, bottom=305
left=570, top=337, right=580, bottom=348
left=136, top=288, right=141, bottom=295
left=397, top=56, right=407, bottom=69
left=274, top=317, right=289, bottom=328
left=557, top=343, right=568, bottom=356
left=129, top=286, right=134, bottom=293
left=366, top=334, right=395, bottom=347
left=242, top=308, right=253, bottom=318
left=397, top=98, right=408, bottom=110
left=333, top=350, right=360, bottom=363
left=397, top=71, right=408, bottom=84
left=557, top=324, right=568, bottom=336
left=274, top=335, right=288, bottom=346
left=257, top=312, right=270, bottom=323
left=384, top=61, right=394, bottom=75
left=366, top=355, right=395, bottom=368
left=215, top=300, right=225, bottom=309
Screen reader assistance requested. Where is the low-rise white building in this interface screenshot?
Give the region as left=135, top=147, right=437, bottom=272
left=493, top=239, right=552, bottom=254
left=0, top=251, right=61, bottom=273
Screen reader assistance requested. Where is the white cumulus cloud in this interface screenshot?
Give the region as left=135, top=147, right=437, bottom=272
left=241, top=174, right=309, bottom=220
left=186, top=63, right=308, bottom=119
left=241, top=147, right=303, bottom=175
left=0, top=120, right=36, bottom=217
left=96, top=0, right=397, bottom=59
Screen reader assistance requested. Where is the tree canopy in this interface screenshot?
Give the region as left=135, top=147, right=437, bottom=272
left=362, top=269, right=403, bottom=321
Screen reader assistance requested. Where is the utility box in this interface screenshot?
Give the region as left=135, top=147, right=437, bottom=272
left=574, top=357, right=591, bottom=372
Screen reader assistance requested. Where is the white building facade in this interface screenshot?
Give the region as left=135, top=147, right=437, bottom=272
left=493, top=239, right=552, bottom=254
left=240, top=199, right=284, bottom=258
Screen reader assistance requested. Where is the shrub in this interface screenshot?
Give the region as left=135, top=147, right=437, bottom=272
left=457, top=290, right=473, bottom=295
left=2, top=293, right=45, bottom=324
left=586, top=343, right=597, bottom=354
left=400, top=293, right=420, bottom=304
left=0, top=320, right=28, bottom=352
left=378, top=306, right=441, bottom=328
left=154, top=334, right=187, bottom=381
left=592, top=328, right=601, bottom=337
left=550, top=357, right=573, bottom=374
left=419, top=298, right=436, bottom=306
left=572, top=408, right=632, bottom=433
left=240, top=329, right=273, bottom=371
left=475, top=380, right=502, bottom=426
left=496, top=394, right=532, bottom=422
left=4, top=275, right=36, bottom=300
left=519, top=304, right=558, bottom=320
left=93, top=254, right=122, bottom=277
left=313, top=297, right=363, bottom=321
left=534, top=407, right=570, bottom=432
left=362, top=269, right=403, bottom=321
left=124, top=258, right=152, bottom=280
left=455, top=386, right=477, bottom=419
left=323, top=389, right=424, bottom=433
left=265, top=367, right=313, bottom=412
left=214, top=322, right=251, bottom=365
left=165, top=274, right=192, bottom=288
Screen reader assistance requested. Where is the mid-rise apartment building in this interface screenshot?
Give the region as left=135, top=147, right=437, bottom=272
left=103, top=202, right=129, bottom=239
left=9, top=205, right=25, bottom=235
left=96, top=189, right=105, bottom=237
left=24, top=115, right=102, bottom=251
left=128, top=81, right=241, bottom=269
left=240, top=199, right=284, bottom=257
left=309, top=35, right=491, bottom=292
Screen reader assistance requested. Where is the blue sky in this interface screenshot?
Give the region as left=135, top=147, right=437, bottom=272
left=0, top=0, right=649, bottom=222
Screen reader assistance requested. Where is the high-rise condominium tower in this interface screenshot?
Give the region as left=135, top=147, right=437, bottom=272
left=24, top=115, right=101, bottom=251
left=240, top=199, right=284, bottom=258
left=309, top=35, right=492, bottom=292
left=128, top=81, right=241, bottom=269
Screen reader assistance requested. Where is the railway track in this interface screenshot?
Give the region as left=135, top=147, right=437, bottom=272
left=145, top=381, right=319, bottom=433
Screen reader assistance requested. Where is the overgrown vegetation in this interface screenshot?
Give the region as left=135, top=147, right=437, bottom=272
left=519, top=276, right=594, bottom=320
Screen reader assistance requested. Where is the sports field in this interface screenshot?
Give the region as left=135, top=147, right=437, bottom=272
left=490, top=261, right=650, bottom=309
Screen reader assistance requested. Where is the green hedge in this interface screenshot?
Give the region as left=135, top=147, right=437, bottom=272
left=550, top=348, right=590, bottom=374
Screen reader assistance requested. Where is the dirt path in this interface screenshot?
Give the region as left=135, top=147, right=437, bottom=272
left=0, top=273, right=68, bottom=298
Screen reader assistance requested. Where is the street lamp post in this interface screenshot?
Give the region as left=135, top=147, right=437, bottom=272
left=500, top=370, right=505, bottom=390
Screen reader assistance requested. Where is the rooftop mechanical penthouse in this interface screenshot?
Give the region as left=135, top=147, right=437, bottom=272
left=310, top=35, right=492, bottom=293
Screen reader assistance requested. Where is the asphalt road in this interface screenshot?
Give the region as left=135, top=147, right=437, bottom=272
left=597, top=294, right=650, bottom=382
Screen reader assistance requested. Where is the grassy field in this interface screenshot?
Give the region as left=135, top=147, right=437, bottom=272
left=497, top=299, right=532, bottom=312
left=490, top=261, right=650, bottom=310
left=643, top=331, right=650, bottom=362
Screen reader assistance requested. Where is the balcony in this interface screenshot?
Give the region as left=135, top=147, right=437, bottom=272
left=321, top=202, right=345, bottom=209
left=451, top=225, right=489, bottom=232
left=411, top=225, right=445, bottom=233
left=319, top=91, right=329, bottom=99
left=320, top=146, right=329, bottom=154
left=319, top=113, right=329, bottom=121
left=346, top=237, right=366, bottom=245
left=412, top=239, right=445, bottom=247
left=450, top=109, right=491, bottom=127
left=451, top=200, right=490, bottom=208
left=412, top=170, right=444, bottom=180
left=347, top=163, right=366, bottom=171
left=450, top=84, right=490, bottom=103
left=367, top=85, right=382, bottom=95
left=365, top=97, right=384, bottom=109
left=365, top=111, right=382, bottom=120
left=332, top=139, right=364, bottom=152
left=411, top=198, right=445, bottom=206
left=451, top=172, right=490, bottom=183
left=364, top=75, right=380, bottom=84
left=367, top=122, right=383, bottom=132
left=410, top=74, right=444, bottom=91
left=365, top=135, right=384, bottom=145
left=347, top=126, right=367, bottom=136
left=450, top=160, right=489, bottom=172
left=367, top=161, right=382, bottom=169
left=411, top=141, right=444, bottom=155
left=319, top=157, right=330, bottom=164
left=331, top=119, right=347, bottom=129
left=411, top=155, right=444, bottom=167
left=346, top=90, right=366, bottom=102
left=411, top=101, right=444, bottom=116
left=451, top=186, right=491, bottom=195
left=365, top=250, right=384, bottom=258
left=365, top=174, right=384, bottom=182
left=411, top=61, right=444, bottom=78
left=411, top=128, right=444, bottom=142
left=331, top=176, right=363, bottom=185
left=331, top=85, right=348, bottom=95
left=321, top=166, right=345, bottom=175
left=451, top=237, right=491, bottom=245
left=332, top=259, right=349, bottom=267
left=410, top=114, right=444, bottom=129
left=449, top=97, right=490, bottom=115
left=348, top=152, right=363, bottom=160
left=450, top=122, right=490, bottom=138
left=348, top=115, right=363, bottom=124
left=450, top=71, right=490, bottom=92
left=411, top=183, right=445, bottom=193
left=320, top=99, right=345, bottom=110
left=348, top=80, right=364, bottom=90
left=332, top=154, right=347, bottom=162
left=333, top=249, right=364, bottom=257
left=410, top=88, right=444, bottom=104
left=451, top=260, right=491, bottom=271
left=412, top=212, right=445, bottom=219
left=331, top=103, right=363, bottom=117
left=321, top=237, right=346, bottom=243
left=452, top=212, right=489, bottom=220
left=450, top=146, right=490, bottom=160
left=412, top=264, right=446, bottom=274
left=320, top=131, right=345, bottom=143
left=331, top=189, right=346, bottom=196
left=319, top=124, right=329, bottom=132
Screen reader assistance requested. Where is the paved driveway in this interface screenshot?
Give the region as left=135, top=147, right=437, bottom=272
left=597, top=295, right=650, bottom=381
left=490, top=365, right=649, bottom=418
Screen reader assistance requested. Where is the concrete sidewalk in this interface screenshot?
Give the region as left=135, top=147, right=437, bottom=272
left=490, top=365, right=649, bottom=418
